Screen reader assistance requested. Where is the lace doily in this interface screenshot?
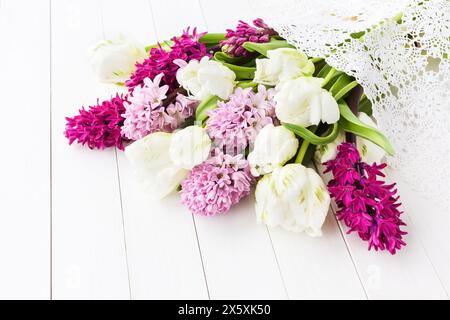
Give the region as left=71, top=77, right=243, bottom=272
left=254, top=0, right=450, bottom=209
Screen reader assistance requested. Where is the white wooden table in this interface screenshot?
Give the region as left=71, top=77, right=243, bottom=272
left=0, top=0, right=449, bottom=300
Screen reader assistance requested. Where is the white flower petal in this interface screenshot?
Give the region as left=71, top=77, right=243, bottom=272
left=248, top=124, right=299, bottom=176
left=152, top=166, right=189, bottom=199
left=176, top=57, right=236, bottom=100
left=125, top=132, right=188, bottom=199
left=254, top=164, right=330, bottom=236
left=356, top=113, right=386, bottom=164
left=89, top=35, right=147, bottom=84
left=125, top=132, right=173, bottom=172
left=320, top=91, right=340, bottom=124
left=169, top=126, right=212, bottom=170
left=254, top=48, right=314, bottom=85
left=275, top=77, right=339, bottom=127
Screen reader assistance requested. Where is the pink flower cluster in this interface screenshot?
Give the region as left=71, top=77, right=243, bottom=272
left=65, top=94, right=127, bottom=150
left=181, top=150, right=254, bottom=216
left=324, top=143, right=407, bottom=255
left=121, top=74, right=197, bottom=141
left=126, top=28, right=210, bottom=92
left=206, top=85, right=276, bottom=155
left=220, top=18, right=274, bottom=57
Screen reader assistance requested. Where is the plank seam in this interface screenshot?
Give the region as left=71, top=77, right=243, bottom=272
left=197, top=0, right=289, bottom=299
left=404, top=216, right=450, bottom=299
left=266, top=228, right=290, bottom=299
left=114, top=148, right=133, bottom=300
left=99, top=0, right=132, bottom=299
left=147, top=0, right=160, bottom=40
left=197, top=0, right=209, bottom=29
left=314, top=164, right=369, bottom=300
left=192, top=215, right=211, bottom=299
left=148, top=0, right=211, bottom=299
left=384, top=173, right=450, bottom=299
left=49, top=0, right=53, bottom=300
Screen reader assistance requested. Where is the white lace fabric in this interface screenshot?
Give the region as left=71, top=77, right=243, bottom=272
left=253, top=0, right=450, bottom=208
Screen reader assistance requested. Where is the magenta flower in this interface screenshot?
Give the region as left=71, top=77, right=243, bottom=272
left=64, top=94, right=127, bottom=150
left=125, top=28, right=210, bottom=92
left=220, top=18, right=275, bottom=57
left=181, top=150, right=254, bottom=216
left=121, top=74, right=197, bottom=141
left=324, top=143, right=407, bottom=255
left=206, top=85, right=276, bottom=154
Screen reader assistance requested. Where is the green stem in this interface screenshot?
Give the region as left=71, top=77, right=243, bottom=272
left=199, top=33, right=226, bottom=44
left=345, top=85, right=364, bottom=145
left=295, top=139, right=311, bottom=164
left=295, top=127, right=317, bottom=164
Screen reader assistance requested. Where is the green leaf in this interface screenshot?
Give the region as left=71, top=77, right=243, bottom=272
left=317, top=65, right=344, bottom=89
left=311, top=57, right=324, bottom=63
left=329, top=74, right=353, bottom=96
left=359, top=97, right=373, bottom=116
left=195, top=96, right=221, bottom=123
left=199, top=33, right=226, bottom=44
left=282, top=122, right=340, bottom=145
left=316, top=64, right=333, bottom=78
left=214, top=51, right=249, bottom=65
left=237, top=81, right=258, bottom=89
left=242, top=39, right=294, bottom=57
left=338, top=102, right=395, bottom=155
left=333, top=80, right=359, bottom=101
left=221, top=63, right=255, bottom=80
left=145, top=40, right=173, bottom=52
left=322, top=68, right=341, bottom=88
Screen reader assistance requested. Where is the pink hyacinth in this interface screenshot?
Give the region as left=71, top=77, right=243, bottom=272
left=206, top=85, right=276, bottom=155
left=181, top=150, right=254, bottom=216
left=121, top=74, right=197, bottom=141
left=65, top=94, right=127, bottom=150
left=126, top=28, right=210, bottom=92
left=324, top=143, right=407, bottom=255
left=220, top=18, right=275, bottom=57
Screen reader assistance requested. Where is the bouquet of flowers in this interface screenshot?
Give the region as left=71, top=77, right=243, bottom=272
left=65, top=18, right=406, bottom=255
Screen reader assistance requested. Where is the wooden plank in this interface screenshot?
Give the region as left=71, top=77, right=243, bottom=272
left=192, top=0, right=287, bottom=299
left=0, top=0, right=50, bottom=300
left=101, top=0, right=208, bottom=299
left=387, top=169, right=450, bottom=297
left=192, top=197, right=288, bottom=299
left=268, top=211, right=367, bottom=299
left=318, top=164, right=448, bottom=299
left=199, top=0, right=256, bottom=31
left=51, top=0, right=130, bottom=299
left=150, top=0, right=207, bottom=39
left=198, top=0, right=367, bottom=300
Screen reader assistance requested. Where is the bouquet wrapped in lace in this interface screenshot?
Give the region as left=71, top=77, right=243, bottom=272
left=64, top=11, right=424, bottom=254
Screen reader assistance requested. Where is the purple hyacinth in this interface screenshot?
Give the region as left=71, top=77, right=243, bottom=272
left=324, top=143, right=407, bottom=255
left=206, top=85, right=276, bottom=155
left=181, top=150, right=254, bottom=216
left=65, top=94, right=127, bottom=150
left=220, top=18, right=276, bottom=57
left=125, top=28, right=210, bottom=92
left=121, top=74, right=198, bottom=141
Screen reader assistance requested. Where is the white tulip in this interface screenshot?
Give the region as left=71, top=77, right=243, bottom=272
left=315, top=113, right=386, bottom=164
left=175, top=57, right=236, bottom=100
left=169, top=126, right=212, bottom=170
left=355, top=113, right=386, bottom=164
left=254, top=48, right=315, bottom=85
left=125, top=132, right=189, bottom=199
left=274, top=77, right=340, bottom=127
left=89, top=35, right=147, bottom=84
left=248, top=124, right=299, bottom=177
left=255, top=164, right=330, bottom=236
left=314, top=131, right=345, bottom=164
